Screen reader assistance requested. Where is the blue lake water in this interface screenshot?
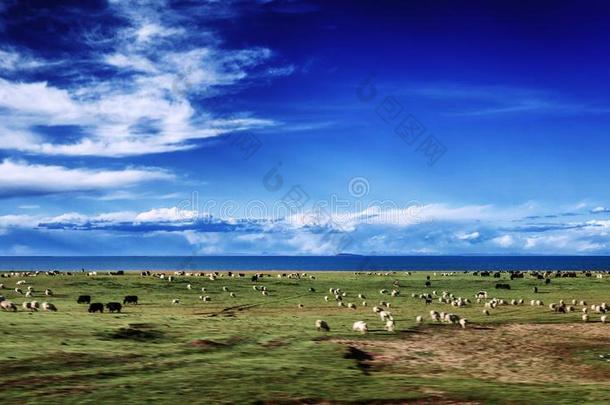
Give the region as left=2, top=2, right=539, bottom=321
left=0, top=256, right=609, bottom=271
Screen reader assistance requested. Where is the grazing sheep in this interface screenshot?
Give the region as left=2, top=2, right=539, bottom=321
left=230, top=292, right=236, bottom=298
left=338, top=301, right=345, bottom=307
left=187, top=284, right=192, bottom=290
left=379, top=289, right=388, bottom=295
left=222, top=286, right=229, bottom=292
left=262, top=291, right=268, bottom=296
left=25, top=291, right=33, bottom=298
left=15, top=288, right=23, bottom=295
left=582, top=314, right=589, bottom=322
left=483, top=309, right=490, bottom=316
left=22, top=301, right=36, bottom=311
left=601, top=315, right=607, bottom=323
left=416, top=315, right=423, bottom=323
left=315, top=319, right=330, bottom=332
left=172, top=299, right=180, bottom=304
left=298, top=304, right=304, bottom=309
left=16, top=280, right=26, bottom=285
left=202, top=287, right=207, bottom=292
left=31, top=301, right=40, bottom=310
left=358, top=294, right=366, bottom=299
left=362, top=301, right=367, bottom=307
left=430, top=310, right=441, bottom=322
left=459, top=318, right=468, bottom=329
left=385, top=319, right=396, bottom=332
left=44, top=289, right=53, bottom=296
left=379, top=311, right=393, bottom=322
left=42, top=302, right=57, bottom=312
left=372, top=306, right=382, bottom=313
left=352, top=321, right=368, bottom=334
left=201, top=296, right=211, bottom=302
left=324, top=296, right=329, bottom=302
left=0, top=300, right=17, bottom=311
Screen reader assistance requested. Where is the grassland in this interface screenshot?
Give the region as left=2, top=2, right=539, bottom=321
left=1, top=270, right=609, bottom=404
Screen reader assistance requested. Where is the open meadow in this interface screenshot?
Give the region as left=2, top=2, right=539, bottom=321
left=1, top=270, right=609, bottom=404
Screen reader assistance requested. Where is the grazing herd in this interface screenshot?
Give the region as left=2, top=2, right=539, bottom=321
left=0, top=269, right=608, bottom=337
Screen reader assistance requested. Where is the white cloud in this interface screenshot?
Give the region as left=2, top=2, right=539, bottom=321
left=134, top=207, right=198, bottom=223
left=0, top=159, right=172, bottom=197
left=0, top=49, right=45, bottom=71
left=0, top=2, right=277, bottom=157
left=456, top=231, right=480, bottom=241
left=492, top=234, right=514, bottom=248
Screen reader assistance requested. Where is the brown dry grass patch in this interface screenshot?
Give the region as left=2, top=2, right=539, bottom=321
left=335, top=323, right=610, bottom=384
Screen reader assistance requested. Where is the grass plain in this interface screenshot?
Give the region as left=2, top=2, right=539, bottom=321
left=0, top=270, right=609, bottom=404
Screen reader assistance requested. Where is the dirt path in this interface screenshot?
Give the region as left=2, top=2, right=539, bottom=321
left=335, top=323, right=610, bottom=384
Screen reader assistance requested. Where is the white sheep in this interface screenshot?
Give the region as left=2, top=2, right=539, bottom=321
left=230, top=292, right=236, bottom=298
left=379, top=311, right=393, bottom=322
left=483, top=309, right=490, bottom=316
left=187, top=284, right=192, bottom=290
left=42, top=302, right=57, bottom=312
left=385, top=319, right=396, bottom=332
left=459, top=318, right=468, bottom=329
left=0, top=300, right=16, bottom=311
left=25, top=291, right=33, bottom=298
left=362, top=301, right=367, bottom=307
left=172, top=299, right=180, bottom=304
left=601, top=315, right=607, bottom=323
left=347, top=303, right=356, bottom=309
left=22, top=301, right=36, bottom=311
left=315, top=319, right=330, bottom=332
left=582, top=314, right=589, bottom=322
left=222, top=286, right=229, bottom=292
left=352, top=321, right=368, bottom=334
left=430, top=310, right=440, bottom=322
left=416, top=315, right=423, bottom=323
left=44, top=289, right=53, bottom=296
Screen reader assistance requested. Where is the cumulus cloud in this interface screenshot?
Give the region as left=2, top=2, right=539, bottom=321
left=0, top=159, right=172, bottom=197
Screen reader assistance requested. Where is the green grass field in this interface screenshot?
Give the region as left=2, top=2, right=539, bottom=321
left=1, top=270, right=609, bottom=404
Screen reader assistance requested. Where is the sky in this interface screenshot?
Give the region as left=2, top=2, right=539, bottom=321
left=1, top=0, right=610, bottom=256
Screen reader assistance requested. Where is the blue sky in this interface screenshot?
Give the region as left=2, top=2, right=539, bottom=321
left=1, top=0, right=610, bottom=255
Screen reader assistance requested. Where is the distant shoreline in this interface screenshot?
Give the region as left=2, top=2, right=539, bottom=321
left=1, top=256, right=610, bottom=272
